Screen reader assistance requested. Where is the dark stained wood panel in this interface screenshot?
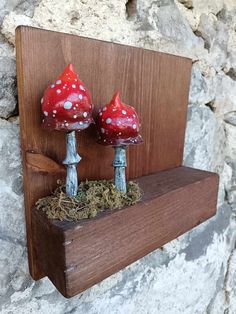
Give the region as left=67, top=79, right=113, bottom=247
left=16, top=26, right=192, bottom=280
left=32, top=167, right=219, bottom=297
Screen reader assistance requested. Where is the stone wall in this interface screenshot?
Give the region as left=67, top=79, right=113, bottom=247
left=0, top=0, right=236, bottom=313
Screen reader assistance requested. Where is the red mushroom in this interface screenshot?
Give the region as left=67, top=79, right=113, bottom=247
left=41, top=63, right=93, bottom=131
left=97, top=92, right=143, bottom=193
left=41, top=64, right=93, bottom=196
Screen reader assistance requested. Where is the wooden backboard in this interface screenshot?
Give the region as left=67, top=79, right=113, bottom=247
left=16, top=26, right=192, bottom=278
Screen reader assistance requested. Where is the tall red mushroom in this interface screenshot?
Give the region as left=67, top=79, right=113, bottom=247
left=41, top=64, right=93, bottom=196
left=97, top=92, right=143, bottom=193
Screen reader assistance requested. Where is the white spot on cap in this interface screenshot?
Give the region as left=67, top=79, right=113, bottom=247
left=118, top=132, right=122, bottom=135
left=76, top=104, right=79, bottom=107
left=73, top=115, right=77, bottom=119
left=132, top=124, right=137, bottom=129
left=56, top=80, right=61, bottom=84
left=63, top=86, right=66, bottom=89
left=79, top=121, right=83, bottom=125
left=43, top=111, right=48, bottom=116
left=80, top=85, right=85, bottom=91
left=64, top=101, right=73, bottom=110
left=133, top=114, right=136, bottom=118
left=53, top=110, right=57, bottom=114
left=78, top=94, right=83, bottom=100
left=103, top=107, right=107, bottom=111
left=53, top=114, right=56, bottom=118
left=122, top=110, right=126, bottom=115
left=83, top=112, right=88, bottom=118
left=101, top=128, right=105, bottom=133
left=65, top=122, right=69, bottom=127
left=56, top=89, right=61, bottom=94
left=99, top=112, right=102, bottom=116
left=104, top=139, right=106, bottom=142
left=51, top=84, right=55, bottom=88
left=41, top=98, right=44, bottom=104
left=72, top=84, right=76, bottom=88
left=106, top=118, right=111, bottom=124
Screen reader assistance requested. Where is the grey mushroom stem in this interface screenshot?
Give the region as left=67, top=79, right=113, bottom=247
left=63, top=131, right=81, bottom=197
left=113, top=145, right=127, bottom=193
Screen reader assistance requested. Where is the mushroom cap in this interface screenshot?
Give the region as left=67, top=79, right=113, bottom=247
left=41, top=64, right=93, bottom=131
left=97, top=92, right=143, bottom=146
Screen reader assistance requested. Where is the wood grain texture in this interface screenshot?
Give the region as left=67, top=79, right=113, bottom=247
left=32, top=166, right=219, bottom=298
left=16, top=26, right=192, bottom=280
left=26, top=152, right=66, bottom=174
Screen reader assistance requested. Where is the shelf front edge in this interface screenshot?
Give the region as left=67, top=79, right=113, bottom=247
left=32, top=166, right=219, bottom=297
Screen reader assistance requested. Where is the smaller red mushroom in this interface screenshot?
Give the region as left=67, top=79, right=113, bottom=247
left=41, top=64, right=93, bottom=196
left=97, top=91, right=143, bottom=193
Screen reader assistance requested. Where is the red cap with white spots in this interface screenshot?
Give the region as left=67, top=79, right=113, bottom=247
left=97, top=92, right=143, bottom=146
left=41, top=64, right=93, bottom=131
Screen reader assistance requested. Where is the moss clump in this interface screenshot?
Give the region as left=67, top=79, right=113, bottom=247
left=36, top=180, right=142, bottom=221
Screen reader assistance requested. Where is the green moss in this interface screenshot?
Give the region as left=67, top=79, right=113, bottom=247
left=36, top=180, right=142, bottom=221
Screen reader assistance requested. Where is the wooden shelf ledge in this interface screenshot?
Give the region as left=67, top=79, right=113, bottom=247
left=32, top=166, right=219, bottom=298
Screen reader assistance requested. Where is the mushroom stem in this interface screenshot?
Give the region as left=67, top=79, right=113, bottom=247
left=113, top=145, right=127, bottom=193
left=63, top=131, right=81, bottom=196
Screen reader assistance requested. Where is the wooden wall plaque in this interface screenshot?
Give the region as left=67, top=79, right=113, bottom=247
left=16, top=26, right=218, bottom=297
